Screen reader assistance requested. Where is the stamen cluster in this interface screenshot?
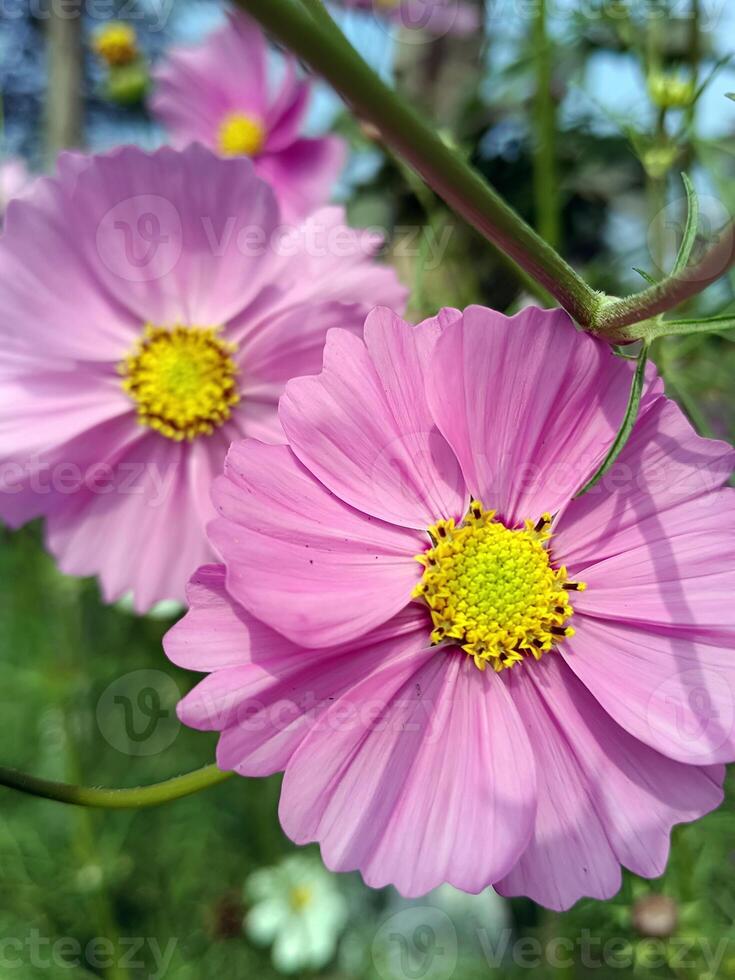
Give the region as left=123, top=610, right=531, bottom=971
left=413, top=502, right=584, bottom=671
left=120, top=325, right=240, bottom=442
left=218, top=112, right=266, bottom=157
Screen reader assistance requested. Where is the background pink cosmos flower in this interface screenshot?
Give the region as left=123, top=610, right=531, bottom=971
left=0, top=144, right=406, bottom=611
left=166, top=305, right=735, bottom=910
left=335, top=0, right=481, bottom=37
left=150, top=11, right=346, bottom=222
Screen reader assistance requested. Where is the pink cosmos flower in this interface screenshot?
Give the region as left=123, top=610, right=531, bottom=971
left=335, top=0, right=481, bottom=37
left=150, top=11, right=346, bottom=222
left=0, top=144, right=405, bottom=611
left=165, top=305, right=735, bottom=910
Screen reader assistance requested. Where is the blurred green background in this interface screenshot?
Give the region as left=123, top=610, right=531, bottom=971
left=1, top=0, right=735, bottom=977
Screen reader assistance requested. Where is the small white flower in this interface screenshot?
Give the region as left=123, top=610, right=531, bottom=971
left=244, top=855, right=348, bottom=974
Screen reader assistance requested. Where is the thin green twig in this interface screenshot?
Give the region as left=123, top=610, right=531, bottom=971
left=0, top=764, right=233, bottom=809
left=576, top=342, right=651, bottom=496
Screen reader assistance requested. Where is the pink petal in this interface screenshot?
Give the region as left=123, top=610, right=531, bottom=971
left=176, top=588, right=430, bottom=776
left=150, top=11, right=268, bottom=146
left=280, top=310, right=467, bottom=530
left=279, top=646, right=536, bottom=897
left=209, top=439, right=424, bottom=647
left=496, top=656, right=722, bottom=910
left=0, top=412, right=140, bottom=529
left=568, top=489, right=735, bottom=639
left=254, top=136, right=346, bottom=222
left=46, top=433, right=217, bottom=610
left=495, top=654, right=724, bottom=910
left=241, top=301, right=367, bottom=388
left=66, top=144, right=280, bottom=330
left=165, top=564, right=275, bottom=672
left=230, top=396, right=286, bottom=446
left=0, top=368, right=132, bottom=460
left=554, top=397, right=735, bottom=570
left=562, top=616, right=735, bottom=765
left=425, top=306, right=657, bottom=524
left=0, top=171, right=140, bottom=362
left=264, top=68, right=310, bottom=152
left=236, top=207, right=408, bottom=320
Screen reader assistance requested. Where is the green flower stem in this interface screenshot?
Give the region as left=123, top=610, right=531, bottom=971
left=576, top=341, right=650, bottom=497
left=654, top=313, right=735, bottom=338
left=238, top=0, right=599, bottom=326
left=532, top=0, right=560, bottom=249
left=0, top=763, right=233, bottom=809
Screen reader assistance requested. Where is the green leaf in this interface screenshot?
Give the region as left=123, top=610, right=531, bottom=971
left=727, top=93, right=735, bottom=101
left=576, top=342, right=650, bottom=497
left=672, top=173, right=700, bottom=275
left=632, top=267, right=658, bottom=285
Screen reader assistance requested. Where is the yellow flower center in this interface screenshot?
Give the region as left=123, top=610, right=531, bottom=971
left=119, top=325, right=240, bottom=442
left=376, top=0, right=401, bottom=7
left=289, top=886, right=313, bottom=912
left=93, top=23, right=138, bottom=67
left=218, top=112, right=266, bottom=158
left=412, top=502, right=585, bottom=672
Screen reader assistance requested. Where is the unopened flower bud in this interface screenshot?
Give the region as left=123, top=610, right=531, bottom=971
left=93, top=22, right=138, bottom=68
left=648, top=72, right=697, bottom=110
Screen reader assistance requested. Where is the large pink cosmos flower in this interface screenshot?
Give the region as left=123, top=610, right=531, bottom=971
left=335, top=0, right=481, bottom=37
left=150, top=12, right=345, bottom=222
left=165, top=305, right=735, bottom=909
left=0, top=145, right=405, bottom=611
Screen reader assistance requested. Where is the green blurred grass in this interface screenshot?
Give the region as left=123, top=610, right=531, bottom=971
left=0, top=524, right=293, bottom=979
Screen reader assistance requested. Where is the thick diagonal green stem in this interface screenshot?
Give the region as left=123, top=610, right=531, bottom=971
left=238, top=0, right=599, bottom=325
left=0, top=763, right=232, bottom=809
